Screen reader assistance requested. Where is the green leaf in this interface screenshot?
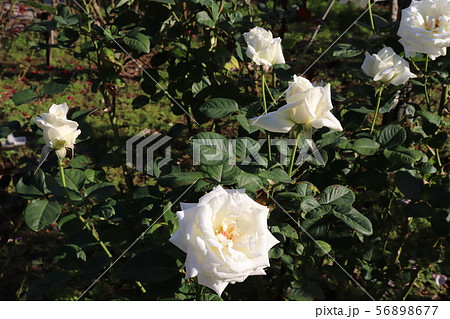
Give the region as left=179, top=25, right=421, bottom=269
left=352, top=138, right=379, bottom=156
left=196, top=11, right=215, bottom=28
left=259, top=168, right=293, bottom=183
left=313, top=240, right=332, bottom=256
left=333, top=43, right=364, bottom=58
left=280, top=223, right=298, bottom=239
left=199, top=98, right=239, bottom=119
left=16, top=169, right=46, bottom=199
left=320, top=185, right=355, bottom=206
left=394, top=171, right=424, bottom=202
left=132, top=95, right=150, bottom=109
left=24, top=200, right=61, bottom=231
left=202, top=163, right=241, bottom=184
left=124, top=31, right=150, bottom=53
left=60, top=169, right=86, bottom=191
left=427, top=132, right=447, bottom=148
left=69, top=155, right=93, bottom=169
left=378, top=125, right=406, bottom=149
left=158, top=172, right=205, bottom=187
left=236, top=114, right=259, bottom=133
left=190, top=132, right=229, bottom=166
left=11, top=89, right=38, bottom=105
left=333, top=206, right=373, bottom=236
left=57, top=29, right=79, bottom=47
left=301, top=196, right=320, bottom=213
left=84, top=182, right=116, bottom=200
left=236, top=172, right=262, bottom=192
left=120, top=250, right=179, bottom=282
left=41, top=79, right=69, bottom=96
left=383, top=146, right=423, bottom=164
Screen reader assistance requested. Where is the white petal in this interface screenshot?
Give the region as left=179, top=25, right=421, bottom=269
left=310, top=111, right=343, bottom=131
left=249, top=111, right=295, bottom=133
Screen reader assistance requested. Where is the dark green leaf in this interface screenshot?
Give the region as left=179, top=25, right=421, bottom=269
left=124, top=31, right=150, bottom=53
left=12, top=89, right=38, bottom=105
left=190, top=132, right=229, bottom=165
left=24, top=200, right=61, bottom=231
left=333, top=206, right=373, bottom=235
left=132, top=95, right=150, bottom=109
left=313, top=240, right=332, bottom=256
left=84, top=182, right=116, bottom=200
left=378, top=125, right=406, bottom=149
left=236, top=172, right=262, bottom=192
left=196, top=11, right=215, bottom=27
left=41, top=79, right=69, bottom=96
left=394, top=171, right=424, bottom=202
left=259, top=168, right=292, bottom=183
left=352, top=138, right=379, bottom=156
left=158, top=172, right=205, bottom=187
left=199, top=98, right=239, bottom=119
left=383, top=146, right=423, bottom=164
left=16, top=169, right=46, bottom=199
left=320, top=185, right=355, bottom=206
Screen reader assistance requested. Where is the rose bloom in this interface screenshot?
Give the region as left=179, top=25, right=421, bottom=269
left=243, top=27, right=285, bottom=66
left=361, top=47, right=417, bottom=85
left=250, top=75, right=343, bottom=133
left=339, top=0, right=370, bottom=8
left=169, top=185, right=279, bottom=296
left=34, top=103, right=81, bottom=160
left=397, top=0, right=450, bottom=60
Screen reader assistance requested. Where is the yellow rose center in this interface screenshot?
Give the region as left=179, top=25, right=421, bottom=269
left=215, top=219, right=239, bottom=243
left=425, top=16, right=440, bottom=31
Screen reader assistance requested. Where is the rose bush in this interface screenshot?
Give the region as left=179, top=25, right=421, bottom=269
left=169, top=185, right=279, bottom=296
left=397, top=0, right=450, bottom=60
left=361, top=47, right=416, bottom=85
left=2, top=0, right=448, bottom=301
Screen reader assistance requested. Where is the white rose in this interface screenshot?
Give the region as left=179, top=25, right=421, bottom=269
left=250, top=76, right=343, bottom=133
left=397, top=0, right=450, bottom=60
left=34, top=103, right=81, bottom=160
left=243, top=27, right=285, bottom=66
left=169, top=185, right=279, bottom=296
left=361, top=47, right=417, bottom=85
left=339, top=0, right=370, bottom=8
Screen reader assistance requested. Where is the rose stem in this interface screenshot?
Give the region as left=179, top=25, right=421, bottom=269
left=288, top=129, right=302, bottom=177
left=57, top=161, right=146, bottom=293
left=261, top=71, right=272, bottom=161
left=368, top=0, right=376, bottom=33
left=435, top=85, right=448, bottom=173
left=424, top=54, right=431, bottom=111
left=370, top=83, right=384, bottom=134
